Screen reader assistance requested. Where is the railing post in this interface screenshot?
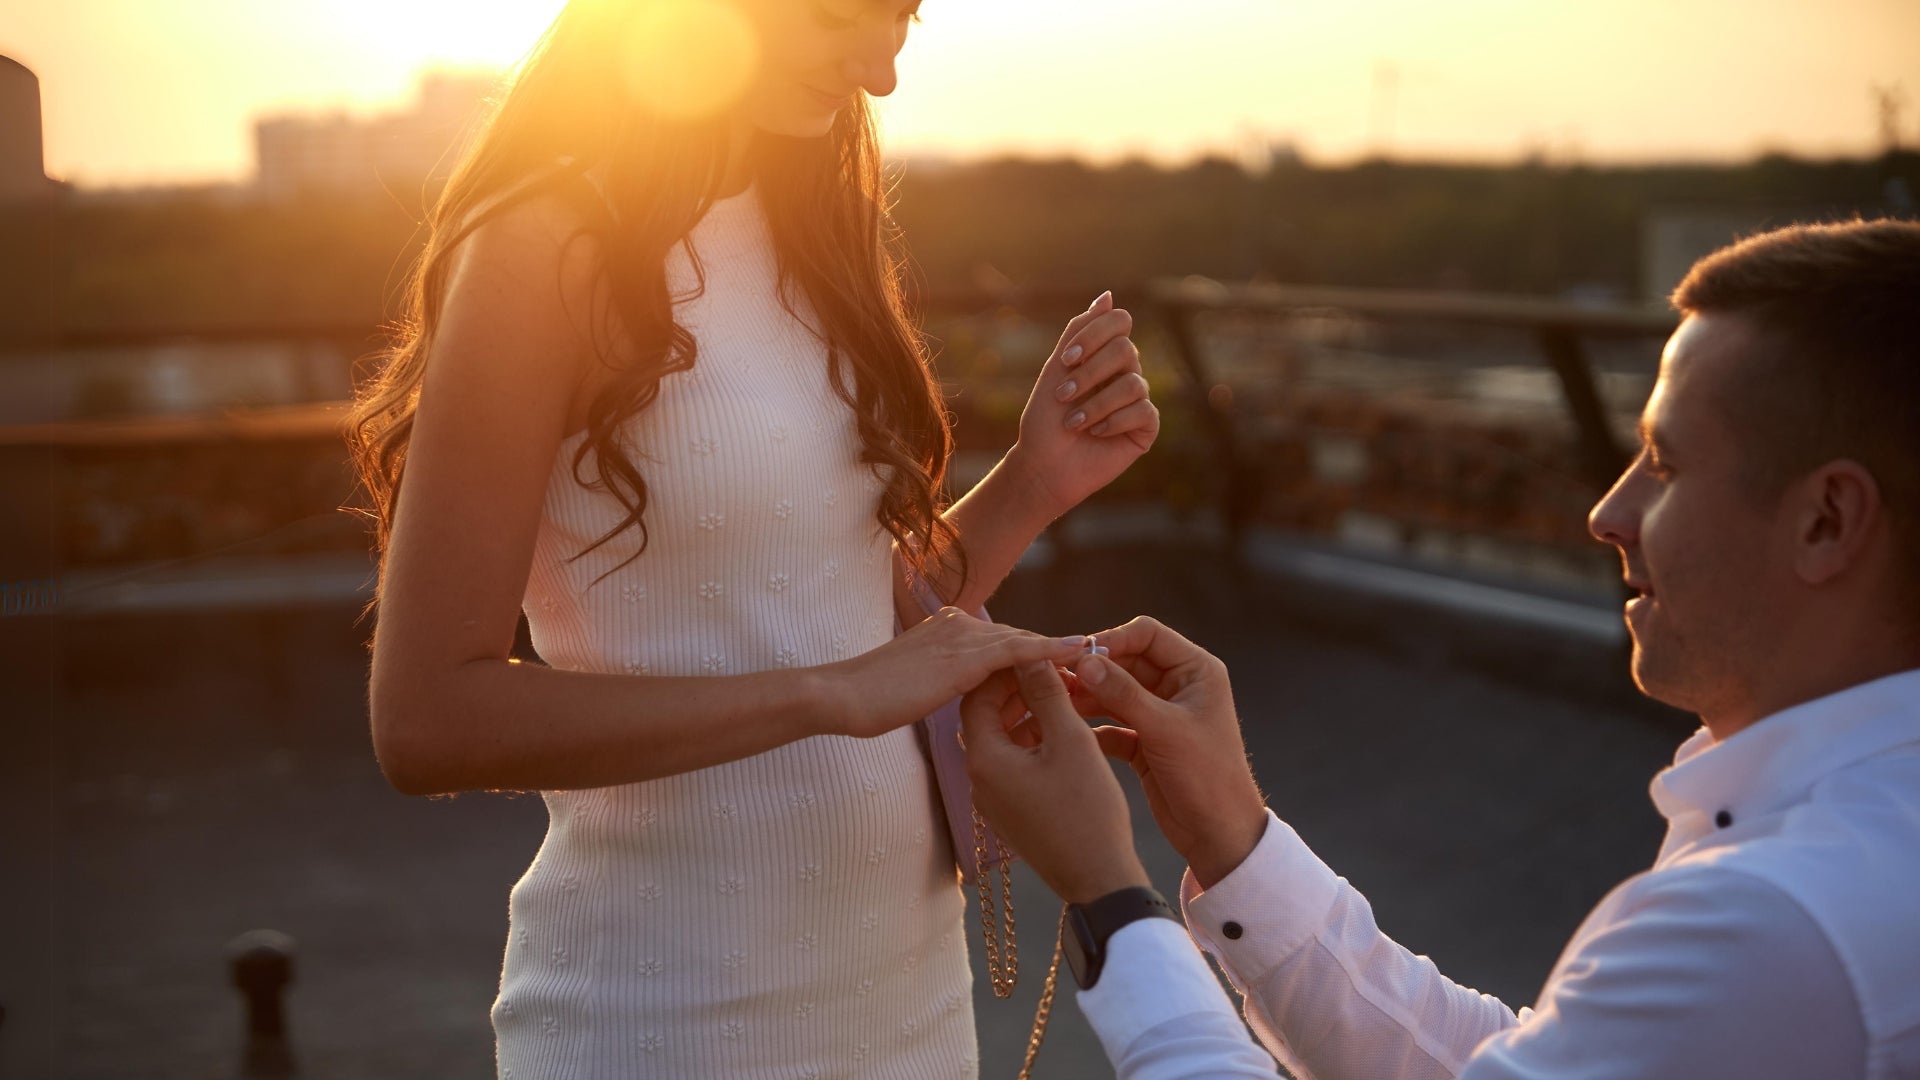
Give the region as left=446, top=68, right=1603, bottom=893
left=1158, top=300, right=1258, bottom=562
left=0, top=441, right=60, bottom=1080
left=228, top=929, right=298, bottom=1077
left=1537, top=326, right=1630, bottom=492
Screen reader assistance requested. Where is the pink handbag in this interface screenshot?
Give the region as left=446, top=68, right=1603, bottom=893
left=895, top=578, right=1013, bottom=874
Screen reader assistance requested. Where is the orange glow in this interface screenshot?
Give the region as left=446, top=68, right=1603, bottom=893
left=4, top=0, right=1918, bottom=186
left=619, top=1, right=760, bottom=123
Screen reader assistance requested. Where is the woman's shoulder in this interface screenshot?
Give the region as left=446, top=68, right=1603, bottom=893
left=446, top=165, right=609, bottom=283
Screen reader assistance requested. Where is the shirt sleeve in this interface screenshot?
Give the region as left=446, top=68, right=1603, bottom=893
left=1182, top=811, right=1522, bottom=1080
left=1076, top=916, right=1281, bottom=1078
left=1459, top=866, right=1865, bottom=1080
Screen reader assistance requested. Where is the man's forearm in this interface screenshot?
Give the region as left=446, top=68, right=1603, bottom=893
left=1078, top=917, right=1280, bottom=1078
left=1184, top=811, right=1520, bottom=1080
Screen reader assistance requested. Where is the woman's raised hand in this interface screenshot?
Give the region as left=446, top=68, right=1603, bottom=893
left=825, top=608, right=1088, bottom=739
left=1007, top=291, right=1161, bottom=517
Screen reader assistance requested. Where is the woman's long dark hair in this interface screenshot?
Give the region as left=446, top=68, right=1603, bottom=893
left=348, top=0, right=963, bottom=604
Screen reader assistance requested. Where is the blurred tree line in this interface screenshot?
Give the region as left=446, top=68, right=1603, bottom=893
left=5, top=150, right=1913, bottom=335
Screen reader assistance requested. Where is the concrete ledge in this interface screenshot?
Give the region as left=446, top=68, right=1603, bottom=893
left=1244, top=534, right=1625, bottom=647
left=59, top=552, right=375, bottom=615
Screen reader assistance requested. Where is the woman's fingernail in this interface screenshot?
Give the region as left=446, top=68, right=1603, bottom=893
left=1062, top=343, right=1083, bottom=365
left=1089, top=420, right=1109, bottom=436
left=1057, top=635, right=1088, bottom=647
left=1065, top=410, right=1086, bottom=431
left=1088, top=290, right=1111, bottom=312
left=1054, top=379, right=1077, bottom=401
left=1077, top=656, right=1109, bottom=685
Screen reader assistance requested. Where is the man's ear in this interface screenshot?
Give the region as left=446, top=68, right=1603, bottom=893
left=1793, top=460, right=1883, bottom=586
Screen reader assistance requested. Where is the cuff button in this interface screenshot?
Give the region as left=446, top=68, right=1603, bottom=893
left=1223, top=921, right=1244, bottom=940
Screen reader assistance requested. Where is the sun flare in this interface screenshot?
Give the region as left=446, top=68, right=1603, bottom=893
left=330, top=0, right=572, bottom=68
left=618, top=1, right=761, bottom=122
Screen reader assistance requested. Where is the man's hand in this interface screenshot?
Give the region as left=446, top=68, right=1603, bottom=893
left=961, top=661, right=1150, bottom=906
left=1067, top=617, right=1269, bottom=889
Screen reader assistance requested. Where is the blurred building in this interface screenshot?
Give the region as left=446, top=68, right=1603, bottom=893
left=253, top=72, right=496, bottom=200
left=0, top=55, right=54, bottom=204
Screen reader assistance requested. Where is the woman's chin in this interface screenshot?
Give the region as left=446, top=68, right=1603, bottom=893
left=749, top=107, right=837, bottom=140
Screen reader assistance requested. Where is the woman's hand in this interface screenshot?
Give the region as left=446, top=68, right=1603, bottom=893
left=1006, top=291, right=1161, bottom=518
left=824, top=608, right=1088, bottom=738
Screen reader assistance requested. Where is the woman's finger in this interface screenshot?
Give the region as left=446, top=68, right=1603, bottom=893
left=970, top=634, right=1089, bottom=681
left=1049, top=292, right=1114, bottom=364
left=1065, top=371, right=1150, bottom=432
left=1059, top=306, right=1134, bottom=370
left=1054, top=335, right=1140, bottom=406
left=1088, top=398, right=1160, bottom=439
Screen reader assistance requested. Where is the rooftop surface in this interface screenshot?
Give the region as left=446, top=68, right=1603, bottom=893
left=28, top=540, right=1683, bottom=1078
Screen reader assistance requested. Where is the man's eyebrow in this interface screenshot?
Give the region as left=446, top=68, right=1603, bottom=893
left=1637, top=416, right=1671, bottom=454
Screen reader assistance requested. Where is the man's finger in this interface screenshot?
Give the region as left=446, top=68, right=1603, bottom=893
left=959, top=669, right=1022, bottom=759
left=1013, top=658, right=1071, bottom=709
left=1093, top=724, right=1141, bottom=764
left=1086, top=616, right=1208, bottom=674
left=1070, top=653, right=1170, bottom=733
left=1012, top=660, right=1098, bottom=748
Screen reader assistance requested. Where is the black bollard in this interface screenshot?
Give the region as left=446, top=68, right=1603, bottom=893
left=227, top=929, right=297, bottom=1078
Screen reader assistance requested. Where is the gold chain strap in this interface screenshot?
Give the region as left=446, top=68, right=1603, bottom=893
left=973, top=806, right=1019, bottom=997
left=974, top=805, right=1067, bottom=1079
left=1015, top=906, right=1066, bottom=1080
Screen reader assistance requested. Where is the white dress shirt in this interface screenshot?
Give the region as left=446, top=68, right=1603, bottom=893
left=1075, top=668, right=1920, bottom=1079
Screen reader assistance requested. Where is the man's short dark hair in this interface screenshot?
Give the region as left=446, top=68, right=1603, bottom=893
left=1672, top=218, right=1920, bottom=600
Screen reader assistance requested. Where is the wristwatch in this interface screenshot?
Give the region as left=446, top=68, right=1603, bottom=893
left=1063, top=885, right=1182, bottom=990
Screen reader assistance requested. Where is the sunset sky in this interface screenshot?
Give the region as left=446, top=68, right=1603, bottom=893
left=7, top=0, right=1919, bottom=188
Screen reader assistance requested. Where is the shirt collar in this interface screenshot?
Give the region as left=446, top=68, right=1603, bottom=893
left=1649, top=667, right=1920, bottom=830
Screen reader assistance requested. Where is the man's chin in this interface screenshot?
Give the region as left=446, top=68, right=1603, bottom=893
left=1628, top=642, right=1700, bottom=715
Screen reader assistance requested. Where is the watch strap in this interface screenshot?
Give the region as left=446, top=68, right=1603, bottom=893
left=1068, top=885, right=1182, bottom=990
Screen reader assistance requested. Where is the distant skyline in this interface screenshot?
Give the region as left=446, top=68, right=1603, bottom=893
left=6, top=0, right=1919, bottom=188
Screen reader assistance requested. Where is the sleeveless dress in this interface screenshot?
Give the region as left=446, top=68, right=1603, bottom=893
left=492, top=187, right=977, bottom=1078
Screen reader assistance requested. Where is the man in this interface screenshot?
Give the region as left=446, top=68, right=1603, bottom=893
left=962, top=219, right=1920, bottom=1078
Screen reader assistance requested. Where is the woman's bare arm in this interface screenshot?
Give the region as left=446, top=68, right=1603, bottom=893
left=368, top=195, right=1085, bottom=796
left=896, top=293, right=1158, bottom=620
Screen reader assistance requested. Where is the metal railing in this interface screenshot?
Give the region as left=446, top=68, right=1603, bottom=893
left=0, top=283, right=1679, bottom=606
left=1145, top=279, right=1675, bottom=558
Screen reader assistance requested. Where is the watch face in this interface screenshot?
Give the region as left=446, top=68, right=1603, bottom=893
left=1064, top=905, right=1097, bottom=990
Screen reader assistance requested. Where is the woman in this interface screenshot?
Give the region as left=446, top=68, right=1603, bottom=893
left=348, top=0, right=1159, bottom=1074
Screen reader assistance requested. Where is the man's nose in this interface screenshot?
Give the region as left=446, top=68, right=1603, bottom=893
left=1587, top=465, right=1641, bottom=549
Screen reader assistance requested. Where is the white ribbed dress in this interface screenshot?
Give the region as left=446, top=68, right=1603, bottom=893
left=492, top=188, right=976, bottom=1078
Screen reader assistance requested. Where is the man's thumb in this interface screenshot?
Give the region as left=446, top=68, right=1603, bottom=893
left=959, top=671, right=1018, bottom=760
left=1071, top=654, right=1159, bottom=726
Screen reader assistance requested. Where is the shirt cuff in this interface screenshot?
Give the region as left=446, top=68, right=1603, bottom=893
left=1076, top=915, right=1243, bottom=1064
left=1181, top=809, right=1343, bottom=986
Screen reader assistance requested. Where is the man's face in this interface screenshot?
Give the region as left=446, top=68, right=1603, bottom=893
left=1588, top=313, right=1795, bottom=723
